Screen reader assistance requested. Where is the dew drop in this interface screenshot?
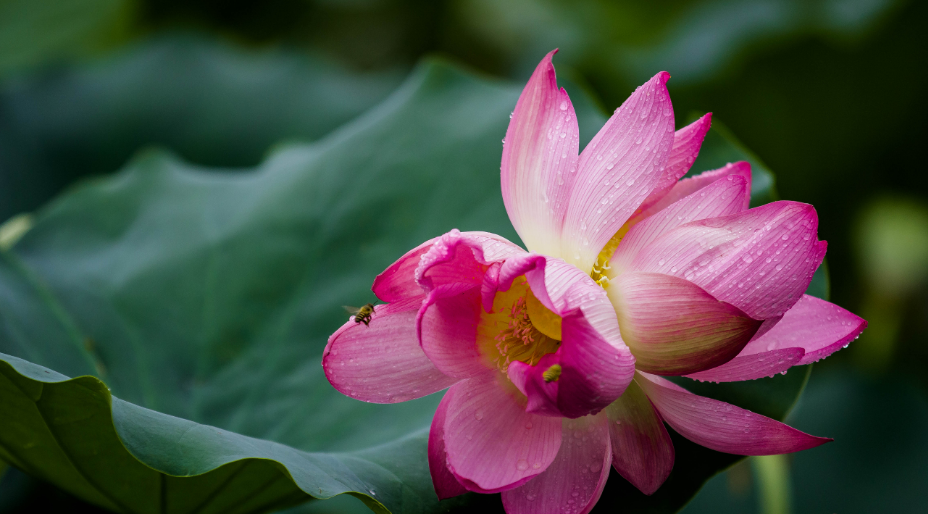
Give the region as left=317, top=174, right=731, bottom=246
left=517, top=459, right=529, bottom=471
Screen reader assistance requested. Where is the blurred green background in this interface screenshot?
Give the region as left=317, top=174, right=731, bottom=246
left=0, top=0, right=925, bottom=512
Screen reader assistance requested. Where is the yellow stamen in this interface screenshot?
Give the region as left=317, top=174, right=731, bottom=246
left=589, top=223, right=631, bottom=288
left=476, top=278, right=562, bottom=373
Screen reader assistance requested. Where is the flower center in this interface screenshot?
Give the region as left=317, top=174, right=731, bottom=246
left=589, top=224, right=630, bottom=288
left=477, top=278, right=561, bottom=373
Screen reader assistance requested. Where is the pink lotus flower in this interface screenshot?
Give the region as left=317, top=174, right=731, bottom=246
left=323, top=50, right=866, bottom=513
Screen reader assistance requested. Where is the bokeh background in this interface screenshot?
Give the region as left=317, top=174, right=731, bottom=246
left=0, top=0, right=926, bottom=512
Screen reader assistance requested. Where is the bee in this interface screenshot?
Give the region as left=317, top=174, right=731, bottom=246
left=542, top=364, right=562, bottom=383
left=344, top=303, right=376, bottom=326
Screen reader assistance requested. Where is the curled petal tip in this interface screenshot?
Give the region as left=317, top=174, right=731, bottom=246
left=799, top=435, right=833, bottom=452
left=731, top=160, right=750, bottom=169
left=694, top=112, right=712, bottom=130
left=658, top=71, right=671, bottom=84
left=541, top=48, right=559, bottom=66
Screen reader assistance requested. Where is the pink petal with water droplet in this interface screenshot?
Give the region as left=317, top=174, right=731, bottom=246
left=635, top=113, right=713, bottom=215
left=635, top=161, right=753, bottom=223
left=611, top=171, right=749, bottom=274
left=632, top=201, right=826, bottom=320
left=560, top=72, right=676, bottom=273
left=686, top=294, right=867, bottom=382
left=444, top=375, right=563, bottom=492
left=501, top=49, right=580, bottom=257
left=636, top=372, right=831, bottom=455
left=502, top=413, right=611, bottom=514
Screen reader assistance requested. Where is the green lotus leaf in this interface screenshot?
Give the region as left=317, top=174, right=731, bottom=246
left=0, top=57, right=808, bottom=513
left=0, top=35, right=403, bottom=223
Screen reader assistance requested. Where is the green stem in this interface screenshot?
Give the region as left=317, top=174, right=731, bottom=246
left=751, top=455, right=791, bottom=514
